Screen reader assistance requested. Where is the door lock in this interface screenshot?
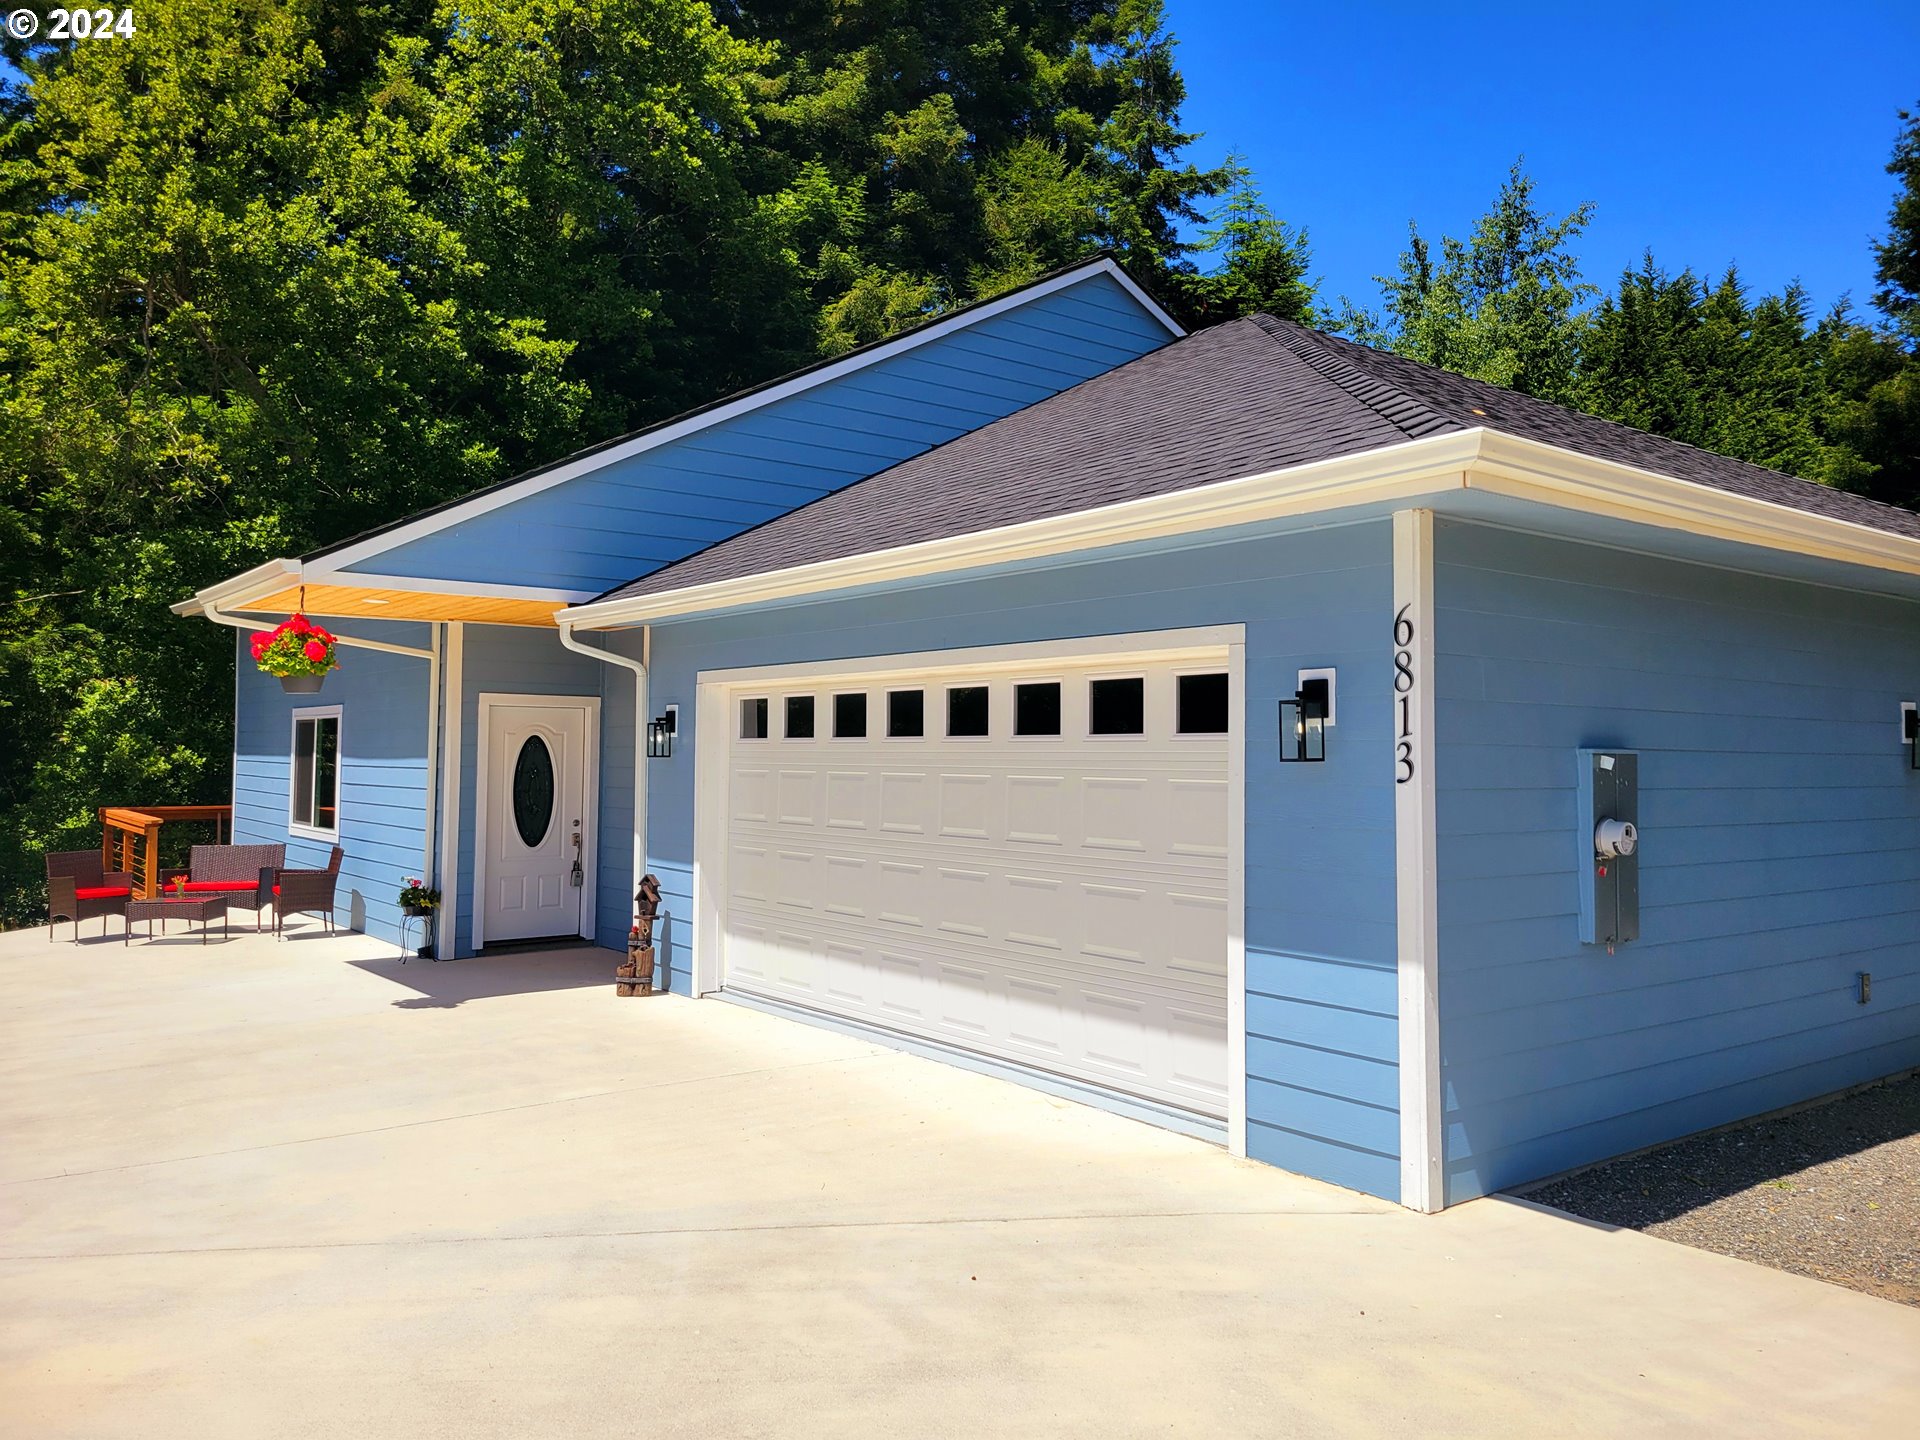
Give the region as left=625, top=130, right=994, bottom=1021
left=570, top=827, right=584, bottom=887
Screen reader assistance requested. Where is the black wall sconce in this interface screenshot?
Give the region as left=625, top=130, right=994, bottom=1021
left=647, top=704, right=678, bottom=759
left=1905, top=703, right=1918, bottom=771
left=1278, top=677, right=1330, bottom=763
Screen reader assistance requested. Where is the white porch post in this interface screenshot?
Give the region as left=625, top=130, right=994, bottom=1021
left=436, top=622, right=464, bottom=960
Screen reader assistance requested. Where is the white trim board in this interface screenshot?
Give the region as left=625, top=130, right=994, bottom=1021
left=564, top=427, right=1920, bottom=629
left=470, top=692, right=601, bottom=952
left=299, top=260, right=1179, bottom=577
left=1392, top=509, right=1443, bottom=1212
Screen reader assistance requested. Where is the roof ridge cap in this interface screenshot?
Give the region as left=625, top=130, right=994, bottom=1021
left=1249, top=316, right=1459, bottom=442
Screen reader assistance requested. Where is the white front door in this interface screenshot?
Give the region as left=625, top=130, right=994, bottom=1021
left=481, top=699, right=590, bottom=945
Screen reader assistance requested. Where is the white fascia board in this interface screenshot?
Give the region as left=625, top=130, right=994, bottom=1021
left=175, top=562, right=594, bottom=619
left=560, top=430, right=1485, bottom=627
left=308, top=260, right=1175, bottom=576
left=170, top=557, right=301, bottom=616
left=1465, top=430, right=1920, bottom=579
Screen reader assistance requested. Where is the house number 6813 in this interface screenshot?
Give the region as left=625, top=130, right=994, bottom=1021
left=1393, top=604, right=1416, bottom=784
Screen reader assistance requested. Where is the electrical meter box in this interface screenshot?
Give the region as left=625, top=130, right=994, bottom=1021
left=1578, top=749, right=1639, bottom=945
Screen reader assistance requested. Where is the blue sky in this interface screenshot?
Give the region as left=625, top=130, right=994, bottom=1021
left=1169, top=1, right=1920, bottom=320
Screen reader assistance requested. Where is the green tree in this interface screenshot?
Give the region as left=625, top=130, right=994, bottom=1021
left=1172, top=156, right=1317, bottom=327
left=1339, top=160, right=1594, bottom=401
left=0, top=0, right=840, bottom=923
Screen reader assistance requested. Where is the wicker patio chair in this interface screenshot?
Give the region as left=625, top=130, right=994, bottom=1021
left=272, top=845, right=344, bottom=937
left=45, top=851, right=133, bottom=943
left=159, top=843, right=286, bottom=932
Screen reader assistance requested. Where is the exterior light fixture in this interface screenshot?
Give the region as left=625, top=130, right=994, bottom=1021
left=1277, top=677, right=1329, bottom=763
left=1906, top=704, right=1918, bottom=771
left=647, top=705, right=678, bottom=760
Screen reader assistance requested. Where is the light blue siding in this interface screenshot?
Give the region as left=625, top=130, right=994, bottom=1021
left=346, top=275, right=1173, bottom=593
left=640, top=521, right=1403, bottom=1201
left=230, top=621, right=432, bottom=946
left=1434, top=521, right=1920, bottom=1204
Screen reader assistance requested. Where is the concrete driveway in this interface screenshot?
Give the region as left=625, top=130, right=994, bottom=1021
left=3, top=924, right=1917, bottom=1438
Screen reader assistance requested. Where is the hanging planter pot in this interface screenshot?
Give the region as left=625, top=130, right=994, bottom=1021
left=252, top=605, right=341, bottom=694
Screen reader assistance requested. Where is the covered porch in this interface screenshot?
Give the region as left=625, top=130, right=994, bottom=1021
left=172, top=557, right=650, bottom=961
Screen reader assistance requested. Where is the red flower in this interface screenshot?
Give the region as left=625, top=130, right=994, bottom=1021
left=250, top=633, right=269, bottom=660
left=304, top=639, right=328, bottom=662
left=289, top=613, right=312, bottom=635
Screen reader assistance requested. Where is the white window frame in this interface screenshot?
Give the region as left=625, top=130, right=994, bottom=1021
left=289, top=704, right=343, bottom=841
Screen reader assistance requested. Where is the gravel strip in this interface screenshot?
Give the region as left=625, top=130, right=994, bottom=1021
left=1521, top=1073, right=1920, bottom=1307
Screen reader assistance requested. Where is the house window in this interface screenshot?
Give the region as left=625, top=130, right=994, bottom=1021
left=739, top=697, right=769, bottom=740
left=785, top=695, right=815, bottom=739
left=1089, top=677, right=1145, bottom=736
left=290, top=707, right=341, bottom=838
left=887, top=689, right=924, bottom=738
left=946, top=686, right=989, bottom=737
left=833, top=692, right=867, bottom=739
left=1014, top=682, right=1061, bottom=736
left=1177, top=673, right=1229, bottom=735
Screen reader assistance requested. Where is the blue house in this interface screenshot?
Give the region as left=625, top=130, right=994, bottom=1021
left=177, top=257, right=1920, bottom=1210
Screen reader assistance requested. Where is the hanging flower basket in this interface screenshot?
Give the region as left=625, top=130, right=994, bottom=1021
left=252, top=613, right=340, bottom=693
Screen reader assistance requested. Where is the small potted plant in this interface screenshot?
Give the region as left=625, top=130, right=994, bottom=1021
left=252, top=613, right=339, bottom=694
left=170, top=874, right=188, bottom=899
left=399, top=877, right=440, bottom=918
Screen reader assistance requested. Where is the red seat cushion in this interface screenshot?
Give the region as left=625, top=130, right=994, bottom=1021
left=180, top=880, right=257, bottom=893
left=271, top=885, right=280, bottom=895
left=73, top=885, right=131, bottom=900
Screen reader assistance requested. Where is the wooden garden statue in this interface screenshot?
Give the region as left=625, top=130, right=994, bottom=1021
left=619, top=873, right=663, bottom=996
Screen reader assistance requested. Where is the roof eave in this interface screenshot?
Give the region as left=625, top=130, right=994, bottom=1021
left=562, top=428, right=1920, bottom=628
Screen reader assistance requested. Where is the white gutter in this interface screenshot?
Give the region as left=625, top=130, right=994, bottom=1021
left=556, top=620, right=649, bottom=945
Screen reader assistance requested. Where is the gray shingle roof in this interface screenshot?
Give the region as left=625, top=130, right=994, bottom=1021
left=594, top=314, right=1920, bottom=605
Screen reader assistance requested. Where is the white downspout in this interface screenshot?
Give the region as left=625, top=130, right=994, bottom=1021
left=556, top=620, right=649, bottom=952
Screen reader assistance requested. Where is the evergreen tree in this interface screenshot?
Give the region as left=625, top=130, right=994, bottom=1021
left=1338, top=161, right=1594, bottom=401
left=1173, top=157, right=1317, bottom=327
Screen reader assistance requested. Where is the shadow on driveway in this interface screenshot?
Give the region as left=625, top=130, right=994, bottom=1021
left=350, top=944, right=623, bottom=1008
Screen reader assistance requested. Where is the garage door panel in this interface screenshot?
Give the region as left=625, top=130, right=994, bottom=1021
left=938, top=773, right=994, bottom=839
left=1167, top=778, right=1230, bottom=858
left=823, top=854, right=869, bottom=919
left=1082, top=776, right=1151, bottom=852
left=720, top=646, right=1230, bottom=1121
left=825, top=771, right=869, bottom=829
left=733, top=767, right=772, bottom=823
left=1007, top=775, right=1066, bottom=844
left=880, top=772, right=930, bottom=833
left=776, top=768, right=818, bottom=826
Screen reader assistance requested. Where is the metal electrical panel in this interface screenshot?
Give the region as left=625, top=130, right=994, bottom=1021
left=1579, top=749, right=1639, bottom=945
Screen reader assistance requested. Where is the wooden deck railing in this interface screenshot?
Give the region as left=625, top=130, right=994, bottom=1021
left=99, top=805, right=233, bottom=898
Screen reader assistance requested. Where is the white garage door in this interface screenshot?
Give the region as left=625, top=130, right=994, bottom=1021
left=715, top=640, right=1234, bottom=1121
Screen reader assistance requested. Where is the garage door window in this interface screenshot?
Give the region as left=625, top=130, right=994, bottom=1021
left=739, top=697, right=769, bottom=740
left=887, top=689, right=924, bottom=737
left=785, top=695, right=815, bottom=739
left=833, top=692, right=867, bottom=739
left=1014, top=681, right=1061, bottom=737
left=1088, top=677, right=1145, bottom=735
left=1177, top=673, right=1230, bottom=735
left=946, top=685, right=989, bottom=738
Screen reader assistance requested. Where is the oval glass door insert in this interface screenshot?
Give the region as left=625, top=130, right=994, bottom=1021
left=512, top=735, right=555, bottom=847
